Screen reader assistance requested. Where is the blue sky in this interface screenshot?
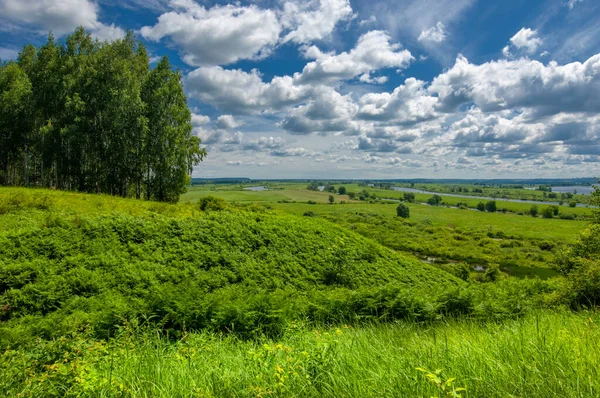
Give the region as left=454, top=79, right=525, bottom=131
left=1, top=0, right=600, bottom=179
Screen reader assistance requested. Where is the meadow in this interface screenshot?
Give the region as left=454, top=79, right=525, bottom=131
left=1, top=184, right=599, bottom=397
left=182, top=183, right=590, bottom=279
left=393, top=181, right=592, bottom=204
left=2, top=310, right=599, bottom=397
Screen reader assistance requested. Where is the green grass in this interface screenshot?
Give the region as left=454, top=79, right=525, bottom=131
left=0, top=187, right=462, bottom=345
left=395, top=182, right=592, bottom=204
left=181, top=185, right=354, bottom=204
left=1, top=186, right=596, bottom=397
left=339, top=183, right=593, bottom=217
left=179, top=186, right=586, bottom=279
left=2, top=309, right=598, bottom=397
left=271, top=201, right=584, bottom=241
left=271, top=202, right=569, bottom=278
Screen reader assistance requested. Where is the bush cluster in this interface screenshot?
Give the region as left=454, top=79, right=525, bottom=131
left=0, top=206, right=462, bottom=344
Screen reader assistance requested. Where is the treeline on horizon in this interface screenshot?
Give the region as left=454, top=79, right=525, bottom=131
left=0, top=28, right=205, bottom=202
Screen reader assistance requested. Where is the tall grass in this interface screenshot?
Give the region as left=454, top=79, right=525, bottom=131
left=2, top=310, right=598, bottom=397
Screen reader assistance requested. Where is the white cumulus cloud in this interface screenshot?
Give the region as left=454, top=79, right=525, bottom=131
left=418, top=22, right=447, bottom=43
left=294, top=30, right=413, bottom=84
left=280, top=0, right=354, bottom=44
left=141, top=0, right=281, bottom=66
left=0, top=0, right=125, bottom=39
left=509, top=28, right=543, bottom=54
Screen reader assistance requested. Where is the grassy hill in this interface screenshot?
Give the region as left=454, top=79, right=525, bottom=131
left=0, top=188, right=463, bottom=344
left=2, top=188, right=597, bottom=397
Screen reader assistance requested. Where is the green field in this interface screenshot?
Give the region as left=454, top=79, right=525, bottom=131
left=1, top=185, right=599, bottom=397
left=184, top=183, right=594, bottom=217
left=393, top=181, right=592, bottom=204
left=182, top=186, right=352, bottom=204
left=181, top=184, right=589, bottom=279
left=3, top=310, right=599, bottom=397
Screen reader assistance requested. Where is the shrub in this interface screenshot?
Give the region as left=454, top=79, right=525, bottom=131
left=559, top=213, right=576, bottom=220
left=483, top=263, right=501, bottom=282
left=307, top=200, right=317, bottom=204
left=485, top=201, right=497, bottom=213
left=538, top=241, right=555, bottom=251
left=427, top=195, right=443, bottom=206
left=396, top=203, right=410, bottom=218
left=451, top=262, right=471, bottom=281
left=568, top=260, right=600, bottom=306
left=569, top=201, right=577, bottom=208
left=477, top=202, right=485, bottom=212
left=337, top=186, right=346, bottom=195
left=303, top=211, right=316, bottom=217
left=403, top=192, right=415, bottom=203
left=529, top=205, right=539, bottom=217
left=542, top=206, right=554, bottom=219
left=198, top=196, right=227, bottom=211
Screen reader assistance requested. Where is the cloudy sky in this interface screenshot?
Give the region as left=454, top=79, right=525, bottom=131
left=1, top=0, right=600, bottom=179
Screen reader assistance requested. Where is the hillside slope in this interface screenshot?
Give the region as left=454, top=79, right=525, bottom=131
left=0, top=188, right=463, bottom=343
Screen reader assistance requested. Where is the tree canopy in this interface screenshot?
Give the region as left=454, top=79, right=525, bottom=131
left=0, top=28, right=205, bottom=202
left=396, top=203, right=410, bottom=218
left=554, top=182, right=600, bottom=306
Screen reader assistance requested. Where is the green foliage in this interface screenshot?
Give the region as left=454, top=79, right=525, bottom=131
left=396, top=203, right=410, bottom=218
left=0, top=189, right=463, bottom=345
left=2, top=310, right=599, bottom=397
left=328, top=195, right=335, bottom=204
left=0, top=29, right=204, bottom=202
left=559, top=213, right=576, bottom=220
left=485, top=200, right=497, bottom=213
left=337, top=186, right=346, bottom=195
left=1, top=187, right=597, bottom=396
left=450, top=262, right=471, bottom=281
left=477, top=202, right=485, bottom=212
left=592, top=183, right=600, bottom=224
left=554, top=188, right=600, bottom=306
left=403, top=192, right=415, bottom=203
left=307, top=182, right=319, bottom=191
left=529, top=205, right=539, bottom=217
left=538, top=241, right=555, bottom=251
left=427, top=195, right=443, bottom=206
left=198, top=195, right=227, bottom=211
left=416, top=367, right=466, bottom=397
left=482, top=263, right=501, bottom=282
left=542, top=206, right=558, bottom=219
left=283, top=202, right=566, bottom=277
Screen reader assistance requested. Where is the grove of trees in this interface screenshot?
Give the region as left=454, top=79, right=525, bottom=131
left=0, top=28, right=205, bottom=202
